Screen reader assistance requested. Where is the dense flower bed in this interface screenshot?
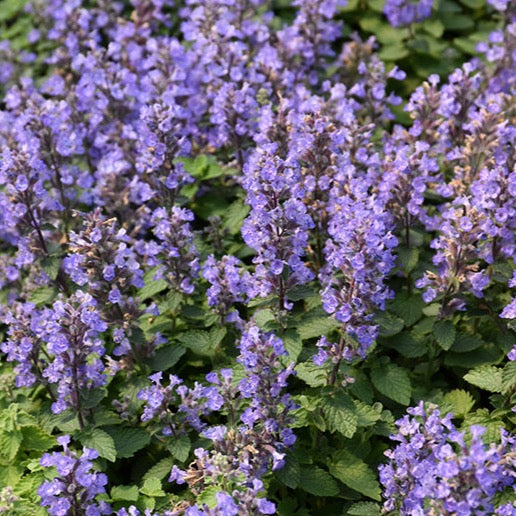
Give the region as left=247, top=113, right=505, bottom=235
left=0, top=0, right=514, bottom=514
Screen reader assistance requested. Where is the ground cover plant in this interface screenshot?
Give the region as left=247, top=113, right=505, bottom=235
left=0, top=0, right=514, bottom=514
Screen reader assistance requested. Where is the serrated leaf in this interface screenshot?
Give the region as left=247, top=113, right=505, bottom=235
left=139, top=279, right=169, bottom=301
left=29, top=287, right=58, bottom=306
left=274, top=452, right=301, bottom=489
left=79, top=429, right=116, bottom=462
left=13, top=472, right=46, bottom=497
left=451, top=333, right=484, bottom=353
left=442, top=389, right=475, bottom=417
left=329, top=450, right=381, bottom=501
left=464, top=365, right=503, bottom=392
left=0, top=429, right=22, bottom=461
left=299, top=466, right=339, bottom=496
left=295, top=362, right=327, bottom=387
left=41, top=256, right=61, bottom=280
left=81, top=388, right=107, bottom=409
left=376, top=313, right=404, bottom=337
left=391, top=295, right=424, bottom=326
left=104, top=427, right=150, bottom=459
left=464, top=409, right=505, bottom=443
left=444, top=345, right=502, bottom=368
left=197, top=486, right=219, bottom=508
left=167, top=434, right=191, bottom=462
left=140, top=477, right=165, bottom=497
left=397, top=247, right=419, bottom=273
left=297, top=315, right=340, bottom=340
left=371, top=364, right=412, bottom=405
left=144, top=457, right=175, bottom=482
left=223, top=200, right=250, bottom=234
left=254, top=309, right=276, bottom=329
left=111, top=485, right=139, bottom=502
left=501, top=361, right=516, bottom=394
left=283, top=330, right=302, bottom=362
left=354, top=401, right=382, bottom=428
left=286, top=285, right=317, bottom=301
left=346, top=501, right=382, bottom=515
left=433, top=320, right=456, bottom=350
left=147, top=345, right=186, bottom=371
left=321, top=392, right=357, bottom=438
left=177, top=330, right=216, bottom=357
left=21, top=426, right=55, bottom=451
left=382, top=332, right=427, bottom=358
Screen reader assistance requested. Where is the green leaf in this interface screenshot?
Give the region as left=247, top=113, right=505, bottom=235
left=433, top=320, right=456, bottom=350
left=167, top=434, right=191, bottom=462
left=346, top=501, right=382, bottom=515
left=422, top=19, right=445, bottom=37
left=297, top=315, right=340, bottom=340
left=397, top=247, right=419, bottom=273
left=442, top=389, right=475, bottom=417
left=299, top=466, right=339, bottom=496
left=442, top=14, right=475, bottom=30
left=501, top=361, right=516, bottom=394
left=422, top=303, right=440, bottom=317
left=79, top=429, right=117, bottom=462
left=464, top=409, right=505, bottom=443
left=254, top=309, right=276, bottom=329
left=140, top=477, right=165, bottom=497
left=295, top=362, right=327, bottom=387
left=444, top=345, right=502, bottom=368
left=376, top=313, right=404, bottom=337
left=139, top=279, right=169, bottom=301
left=451, top=333, right=484, bottom=353
left=177, top=330, right=216, bottom=357
left=111, top=485, right=139, bottom=502
left=454, top=37, right=479, bottom=55
left=358, top=14, right=382, bottom=32
left=0, top=429, right=22, bottom=461
left=376, top=24, right=409, bottom=44
left=104, top=427, right=150, bottom=459
left=196, top=486, right=219, bottom=509
left=367, top=0, right=384, bottom=11
left=81, top=388, right=107, bottom=409
left=371, top=363, right=412, bottom=405
left=354, top=401, right=382, bottom=428
left=283, top=330, right=302, bottom=362
left=144, top=457, right=175, bottom=482
left=458, top=0, right=484, bottom=8
left=147, top=345, right=186, bottom=371
left=378, top=44, right=409, bottom=61
left=382, top=332, right=427, bottom=358
left=21, top=426, right=55, bottom=451
left=274, top=452, right=301, bottom=489
left=464, top=365, right=503, bottom=393
left=329, top=450, right=381, bottom=501
left=321, top=392, right=357, bottom=438
left=41, top=256, right=61, bottom=280
left=287, top=284, right=317, bottom=301
left=0, top=0, right=24, bottom=21
left=29, top=287, right=58, bottom=306
left=180, top=155, right=208, bottom=178
left=223, top=200, right=250, bottom=234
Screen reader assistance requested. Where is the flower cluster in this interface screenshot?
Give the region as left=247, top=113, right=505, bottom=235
left=379, top=403, right=516, bottom=515
left=38, top=435, right=111, bottom=516
left=1, top=292, right=107, bottom=426
left=0, top=0, right=513, bottom=514
left=383, top=0, right=433, bottom=27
